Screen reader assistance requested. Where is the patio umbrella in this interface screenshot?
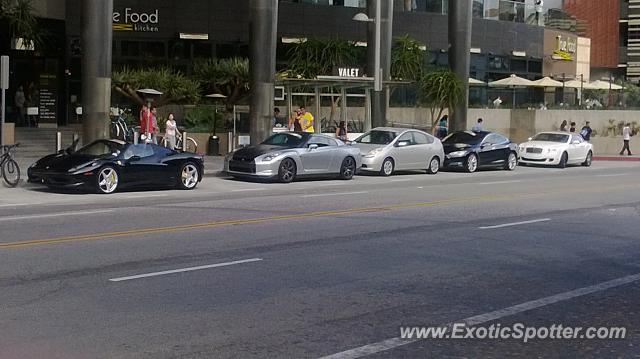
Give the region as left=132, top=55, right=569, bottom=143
left=562, top=80, right=596, bottom=90
left=136, top=88, right=163, bottom=95
left=588, top=80, right=623, bottom=90
left=469, top=78, right=485, bottom=86
left=488, top=74, right=534, bottom=108
left=531, top=77, right=563, bottom=88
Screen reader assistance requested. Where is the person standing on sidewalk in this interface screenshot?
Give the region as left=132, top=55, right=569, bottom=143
left=620, top=123, right=633, bottom=156
left=165, top=113, right=180, bottom=149
left=580, top=122, right=592, bottom=141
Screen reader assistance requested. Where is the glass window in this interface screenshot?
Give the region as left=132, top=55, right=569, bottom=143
left=308, top=135, right=336, bottom=147
left=532, top=133, right=569, bottom=143
left=412, top=131, right=434, bottom=144
left=488, top=56, right=509, bottom=71
left=262, top=133, right=306, bottom=147
left=76, top=141, right=123, bottom=157
left=397, top=132, right=414, bottom=145
left=571, top=134, right=583, bottom=143
left=123, top=144, right=154, bottom=159
left=484, top=133, right=508, bottom=145
left=193, top=42, right=212, bottom=58
left=355, top=130, right=398, bottom=145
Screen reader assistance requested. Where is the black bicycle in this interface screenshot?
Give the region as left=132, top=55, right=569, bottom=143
left=1, top=143, right=20, bottom=187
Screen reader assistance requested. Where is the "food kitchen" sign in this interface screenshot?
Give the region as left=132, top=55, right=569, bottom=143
left=112, top=8, right=159, bottom=32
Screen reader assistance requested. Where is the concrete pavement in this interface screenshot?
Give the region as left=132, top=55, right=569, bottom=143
left=1, top=161, right=640, bottom=358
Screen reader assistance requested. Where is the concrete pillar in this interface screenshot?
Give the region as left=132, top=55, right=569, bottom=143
left=367, top=0, right=393, bottom=128
left=448, top=0, right=472, bottom=131
left=249, top=0, right=278, bottom=145
left=81, top=0, right=113, bottom=144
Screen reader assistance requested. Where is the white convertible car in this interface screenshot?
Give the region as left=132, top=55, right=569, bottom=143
left=518, top=132, right=593, bottom=168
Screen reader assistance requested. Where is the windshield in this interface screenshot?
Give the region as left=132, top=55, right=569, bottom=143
left=75, top=141, right=123, bottom=157
left=355, top=130, right=398, bottom=145
left=443, top=131, right=484, bottom=145
left=532, top=133, right=569, bottom=143
left=261, top=133, right=306, bottom=147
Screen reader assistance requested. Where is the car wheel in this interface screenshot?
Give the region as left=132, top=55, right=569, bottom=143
left=426, top=156, right=440, bottom=175
left=558, top=152, right=568, bottom=169
left=96, top=166, right=119, bottom=194
left=177, top=162, right=200, bottom=190
left=465, top=153, right=478, bottom=173
left=582, top=151, right=593, bottom=167
left=504, top=152, right=518, bottom=171
left=339, top=156, right=356, bottom=180
left=380, top=157, right=394, bottom=176
left=278, top=158, right=296, bottom=183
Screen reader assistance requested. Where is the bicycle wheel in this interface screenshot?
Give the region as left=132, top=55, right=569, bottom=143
left=186, top=137, right=198, bottom=153
left=2, top=158, right=20, bottom=187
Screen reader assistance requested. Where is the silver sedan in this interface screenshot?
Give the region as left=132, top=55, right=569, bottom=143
left=353, top=127, right=444, bottom=176
left=224, top=132, right=362, bottom=183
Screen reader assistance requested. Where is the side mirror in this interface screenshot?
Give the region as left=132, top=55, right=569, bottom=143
left=395, top=140, right=410, bottom=147
left=308, top=144, right=319, bottom=151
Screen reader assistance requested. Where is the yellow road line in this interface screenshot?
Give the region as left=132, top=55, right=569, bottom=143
left=2, top=183, right=638, bottom=250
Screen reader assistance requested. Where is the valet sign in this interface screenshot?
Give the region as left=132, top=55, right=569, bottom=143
left=112, top=8, right=159, bottom=32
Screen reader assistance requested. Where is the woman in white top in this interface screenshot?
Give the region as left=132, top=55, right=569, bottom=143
left=165, top=113, right=180, bottom=149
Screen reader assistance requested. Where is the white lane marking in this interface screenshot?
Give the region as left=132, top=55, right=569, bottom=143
left=0, top=209, right=114, bottom=222
left=301, top=191, right=368, bottom=198
left=231, top=188, right=266, bottom=192
left=595, top=173, right=629, bottom=178
left=478, top=180, right=522, bottom=185
left=390, top=178, right=412, bottom=182
left=417, top=187, right=424, bottom=189
left=479, top=218, right=550, bottom=229
left=109, top=258, right=263, bottom=282
left=0, top=202, right=43, bottom=208
left=320, top=272, right=640, bottom=359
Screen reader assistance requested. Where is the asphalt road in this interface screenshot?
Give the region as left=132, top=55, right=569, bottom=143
left=1, top=162, right=640, bottom=359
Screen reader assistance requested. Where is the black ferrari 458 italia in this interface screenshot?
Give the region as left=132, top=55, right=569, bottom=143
left=28, top=139, right=204, bottom=193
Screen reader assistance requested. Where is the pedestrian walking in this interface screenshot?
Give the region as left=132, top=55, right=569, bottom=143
left=336, top=120, right=348, bottom=141
left=620, top=123, right=633, bottom=156
left=569, top=122, right=576, bottom=133
left=299, top=106, right=315, bottom=133
left=472, top=118, right=484, bottom=132
left=435, top=115, right=448, bottom=139
left=14, top=86, right=25, bottom=126
left=165, top=113, right=180, bottom=149
left=139, top=105, right=151, bottom=141
left=559, top=120, right=568, bottom=132
left=580, top=121, right=592, bottom=141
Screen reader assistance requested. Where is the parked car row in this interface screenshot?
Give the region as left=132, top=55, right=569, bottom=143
left=224, top=127, right=592, bottom=183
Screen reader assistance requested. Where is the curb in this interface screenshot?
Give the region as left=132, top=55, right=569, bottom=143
left=593, top=156, right=640, bottom=161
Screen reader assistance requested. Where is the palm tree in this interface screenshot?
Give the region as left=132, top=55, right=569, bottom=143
left=417, top=69, right=464, bottom=130
left=0, top=0, right=42, bottom=48
left=112, top=67, right=201, bottom=107
left=193, top=57, right=250, bottom=110
left=391, top=35, right=426, bottom=81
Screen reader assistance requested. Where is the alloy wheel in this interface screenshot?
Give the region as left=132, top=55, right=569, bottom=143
left=466, top=154, right=478, bottom=173
left=340, top=157, right=356, bottom=179
left=382, top=158, right=394, bottom=176
left=279, top=159, right=296, bottom=183
left=98, top=167, right=118, bottom=194
left=181, top=164, right=199, bottom=189
left=428, top=157, right=439, bottom=174
left=507, top=152, right=517, bottom=170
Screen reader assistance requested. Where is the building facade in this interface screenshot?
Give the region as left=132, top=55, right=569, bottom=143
left=1, top=0, right=581, bottom=128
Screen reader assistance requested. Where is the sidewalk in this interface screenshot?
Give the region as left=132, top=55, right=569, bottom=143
left=593, top=155, right=640, bottom=161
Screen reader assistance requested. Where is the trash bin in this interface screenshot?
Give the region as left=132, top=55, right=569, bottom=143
left=208, top=135, right=220, bottom=156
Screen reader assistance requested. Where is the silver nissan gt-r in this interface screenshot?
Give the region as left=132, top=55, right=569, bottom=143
left=224, top=132, right=362, bottom=183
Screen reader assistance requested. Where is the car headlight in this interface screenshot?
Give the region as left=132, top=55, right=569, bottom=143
left=448, top=150, right=469, bottom=158
left=547, top=148, right=558, bottom=153
left=364, top=148, right=384, bottom=158
left=261, top=153, right=281, bottom=162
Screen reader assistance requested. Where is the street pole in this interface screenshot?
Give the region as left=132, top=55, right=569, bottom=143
left=366, top=0, right=392, bottom=129
left=249, top=0, right=278, bottom=145
left=81, top=0, right=113, bottom=144
left=1, top=56, right=9, bottom=147
left=448, top=0, right=472, bottom=131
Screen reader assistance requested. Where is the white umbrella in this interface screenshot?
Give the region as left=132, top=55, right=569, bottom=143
left=531, top=77, right=563, bottom=88
left=563, top=80, right=596, bottom=90
left=488, top=74, right=534, bottom=108
left=488, top=74, right=535, bottom=87
left=469, top=78, right=485, bottom=85
left=206, top=93, right=228, bottom=98
left=589, top=80, right=623, bottom=90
